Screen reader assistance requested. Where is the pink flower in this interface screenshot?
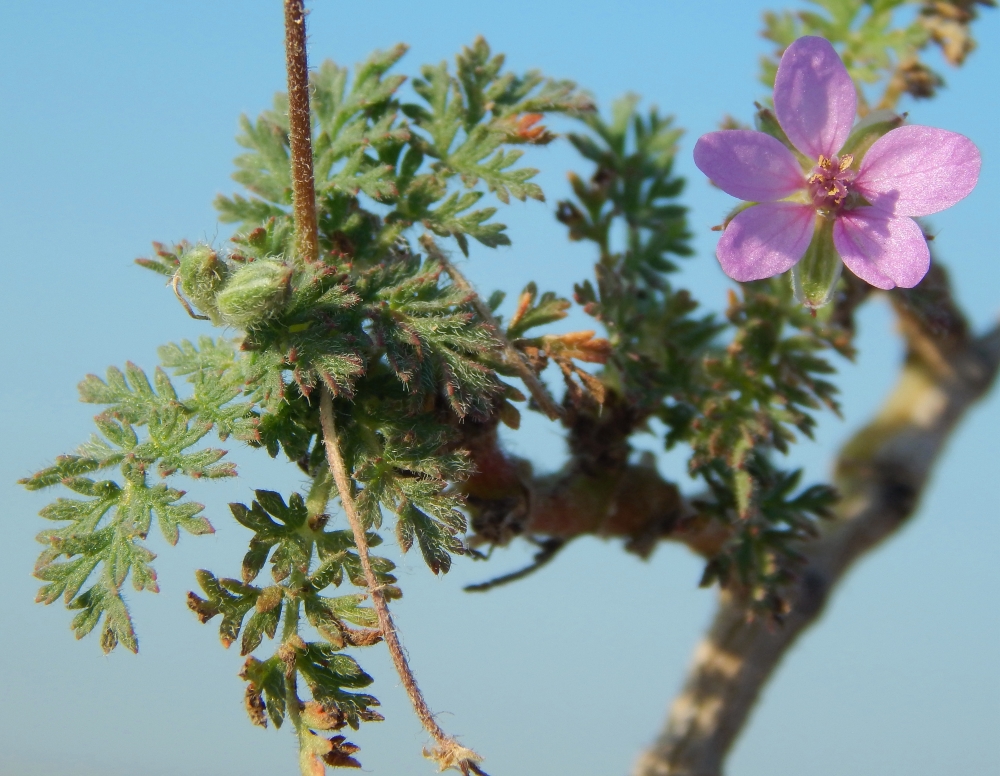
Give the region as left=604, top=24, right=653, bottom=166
left=694, top=36, right=981, bottom=302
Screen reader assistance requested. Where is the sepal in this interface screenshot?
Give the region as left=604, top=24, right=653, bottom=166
left=792, top=218, right=843, bottom=309
left=841, top=109, right=905, bottom=162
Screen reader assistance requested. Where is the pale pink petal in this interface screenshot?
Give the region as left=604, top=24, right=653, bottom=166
left=853, top=125, right=981, bottom=217
left=774, top=36, right=857, bottom=160
left=693, top=131, right=806, bottom=202
left=717, top=202, right=815, bottom=282
left=833, top=208, right=929, bottom=289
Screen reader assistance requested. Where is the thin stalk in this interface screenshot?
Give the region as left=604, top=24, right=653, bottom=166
left=306, top=465, right=333, bottom=518
left=283, top=6, right=485, bottom=770
left=318, top=387, right=486, bottom=775
left=419, top=234, right=564, bottom=421
left=284, top=0, right=319, bottom=263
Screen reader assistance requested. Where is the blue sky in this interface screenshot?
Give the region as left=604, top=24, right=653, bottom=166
left=0, top=2, right=997, bottom=775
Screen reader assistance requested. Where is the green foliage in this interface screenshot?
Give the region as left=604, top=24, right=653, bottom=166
left=697, top=454, right=836, bottom=612
left=217, top=37, right=590, bottom=263
left=156, top=336, right=258, bottom=441
left=760, top=0, right=994, bottom=108
left=159, top=46, right=584, bottom=748
left=403, top=37, right=589, bottom=206
left=21, top=360, right=231, bottom=653
left=559, top=96, right=714, bottom=411
left=186, top=485, right=389, bottom=737
left=188, top=487, right=389, bottom=733
left=762, top=0, right=919, bottom=90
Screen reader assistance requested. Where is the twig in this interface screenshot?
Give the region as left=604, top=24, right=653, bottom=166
left=284, top=0, right=319, bottom=264
left=631, top=307, right=1000, bottom=776
left=319, top=388, right=486, bottom=776
left=420, top=234, right=565, bottom=422
left=464, top=537, right=567, bottom=593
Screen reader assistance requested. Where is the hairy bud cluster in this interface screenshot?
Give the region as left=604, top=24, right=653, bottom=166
left=178, top=246, right=292, bottom=329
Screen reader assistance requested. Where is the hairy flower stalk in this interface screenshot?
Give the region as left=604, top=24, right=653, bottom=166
left=284, top=0, right=319, bottom=264
left=694, top=36, right=981, bottom=306
left=282, top=2, right=485, bottom=773
left=319, top=390, right=485, bottom=775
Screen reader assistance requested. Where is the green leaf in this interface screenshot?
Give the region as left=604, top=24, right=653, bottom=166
left=240, top=655, right=288, bottom=728
left=240, top=604, right=282, bottom=656
left=396, top=503, right=462, bottom=575
left=229, top=492, right=312, bottom=584
left=187, top=569, right=261, bottom=649
left=68, top=583, right=139, bottom=654
left=422, top=192, right=509, bottom=254
left=506, top=282, right=571, bottom=339
left=27, top=446, right=213, bottom=651
left=297, top=642, right=381, bottom=729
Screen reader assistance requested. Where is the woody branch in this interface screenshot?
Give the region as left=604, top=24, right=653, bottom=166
left=630, top=271, right=1000, bottom=776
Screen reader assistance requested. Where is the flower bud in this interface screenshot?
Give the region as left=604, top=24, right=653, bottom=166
left=178, top=245, right=229, bottom=323
left=792, top=218, right=842, bottom=309
left=216, top=259, right=292, bottom=329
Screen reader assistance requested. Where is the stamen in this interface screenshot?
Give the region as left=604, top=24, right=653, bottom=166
left=809, top=153, right=856, bottom=210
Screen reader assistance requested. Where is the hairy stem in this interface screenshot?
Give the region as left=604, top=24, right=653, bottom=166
left=632, top=303, right=1000, bottom=776
left=283, top=8, right=481, bottom=771
left=319, top=387, right=485, bottom=775
left=284, top=0, right=319, bottom=264
left=420, top=234, right=564, bottom=421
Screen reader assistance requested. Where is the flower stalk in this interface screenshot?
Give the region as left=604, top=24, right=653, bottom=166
left=282, top=3, right=485, bottom=772
left=284, top=0, right=319, bottom=264
left=319, top=388, right=486, bottom=776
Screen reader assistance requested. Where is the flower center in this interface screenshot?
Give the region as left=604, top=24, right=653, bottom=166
left=808, top=154, right=856, bottom=212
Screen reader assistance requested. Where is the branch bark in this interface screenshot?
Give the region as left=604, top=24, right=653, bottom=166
left=631, top=289, right=1000, bottom=776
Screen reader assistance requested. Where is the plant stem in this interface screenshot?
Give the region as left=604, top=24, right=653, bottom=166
left=283, top=7, right=483, bottom=770
left=419, top=234, right=564, bottom=422
left=284, top=0, right=319, bottom=264
left=306, top=466, right=333, bottom=517
left=318, top=387, right=485, bottom=775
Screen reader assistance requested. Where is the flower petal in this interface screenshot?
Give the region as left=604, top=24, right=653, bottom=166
left=774, top=36, right=857, bottom=160
left=717, top=202, right=815, bottom=282
left=693, top=130, right=805, bottom=202
left=853, top=125, right=981, bottom=217
left=833, top=208, right=929, bottom=290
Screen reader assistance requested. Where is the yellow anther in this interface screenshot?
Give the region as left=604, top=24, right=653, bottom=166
left=839, top=154, right=854, bottom=171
